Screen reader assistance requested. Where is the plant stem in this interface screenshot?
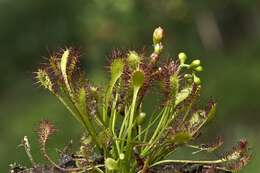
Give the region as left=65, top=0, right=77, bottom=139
left=22, top=136, right=36, bottom=167
left=122, top=87, right=139, bottom=171
left=141, top=107, right=169, bottom=156
left=110, top=91, right=119, bottom=136
left=150, top=159, right=227, bottom=167
left=127, top=88, right=138, bottom=140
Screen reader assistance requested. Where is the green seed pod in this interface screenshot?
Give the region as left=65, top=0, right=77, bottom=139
left=137, top=112, right=146, bottom=125
left=178, top=52, right=187, bottom=64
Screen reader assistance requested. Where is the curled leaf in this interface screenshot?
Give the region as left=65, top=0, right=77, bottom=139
left=37, top=120, right=56, bottom=147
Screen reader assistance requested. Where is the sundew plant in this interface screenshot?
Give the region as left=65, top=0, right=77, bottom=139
left=10, top=27, right=250, bottom=173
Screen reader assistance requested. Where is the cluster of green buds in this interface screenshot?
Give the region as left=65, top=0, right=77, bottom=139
left=11, top=27, right=250, bottom=173
left=178, top=52, right=203, bottom=85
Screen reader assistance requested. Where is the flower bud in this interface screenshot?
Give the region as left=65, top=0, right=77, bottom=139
left=137, top=112, right=146, bottom=125
left=190, top=59, right=201, bottom=68
left=184, top=74, right=192, bottom=79
left=193, top=75, right=201, bottom=85
left=187, top=78, right=193, bottom=83
left=153, top=27, right=164, bottom=44
left=178, top=52, right=187, bottom=64
left=194, top=66, right=203, bottom=72
left=119, top=153, right=125, bottom=160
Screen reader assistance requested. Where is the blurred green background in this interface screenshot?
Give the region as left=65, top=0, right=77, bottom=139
left=0, top=0, right=259, bottom=172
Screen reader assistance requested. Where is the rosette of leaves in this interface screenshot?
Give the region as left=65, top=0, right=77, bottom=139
left=10, top=27, right=250, bottom=173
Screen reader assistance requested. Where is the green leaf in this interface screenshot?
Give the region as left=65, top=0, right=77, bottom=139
left=105, top=158, right=118, bottom=170
left=127, top=51, right=140, bottom=67
left=110, top=59, right=124, bottom=82
left=132, top=70, right=144, bottom=89
left=76, top=87, right=87, bottom=115
left=104, top=59, right=124, bottom=122
left=35, top=69, right=53, bottom=92
left=60, top=49, right=72, bottom=92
